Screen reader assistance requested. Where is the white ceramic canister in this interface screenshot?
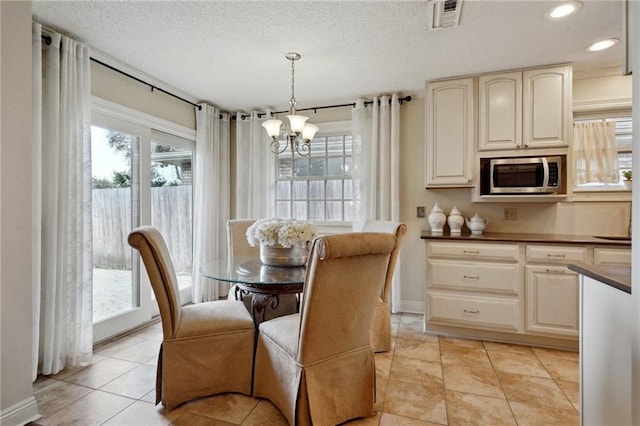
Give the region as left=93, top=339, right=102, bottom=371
left=465, top=213, right=489, bottom=235
left=447, top=206, right=464, bottom=234
left=428, top=203, right=446, bottom=233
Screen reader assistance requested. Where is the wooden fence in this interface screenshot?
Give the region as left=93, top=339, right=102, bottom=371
left=92, top=186, right=193, bottom=272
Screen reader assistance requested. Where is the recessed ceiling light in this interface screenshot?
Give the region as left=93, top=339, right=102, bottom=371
left=586, top=38, right=620, bottom=52
left=545, top=1, right=583, bottom=20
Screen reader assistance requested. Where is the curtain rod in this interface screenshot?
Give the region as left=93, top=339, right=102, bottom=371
left=41, top=34, right=202, bottom=111
left=235, top=96, right=412, bottom=120
left=41, top=34, right=411, bottom=120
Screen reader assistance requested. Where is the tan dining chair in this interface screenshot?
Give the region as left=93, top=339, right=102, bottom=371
left=128, top=226, right=255, bottom=411
left=226, top=219, right=298, bottom=320
left=253, top=232, right=396, bottom=426
left=362, top=220, right=407, bottom=352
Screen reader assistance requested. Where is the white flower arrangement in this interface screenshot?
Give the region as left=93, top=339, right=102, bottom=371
left=246, top=218, right=318, bottom=248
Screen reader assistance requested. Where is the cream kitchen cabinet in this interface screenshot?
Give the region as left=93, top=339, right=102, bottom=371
left=524, top=244, right=586, bottom=338
left=478, top=65, right=572, bottom=151
left=426, top=241, right=522, bottom=332
left=424, top=236, right=630, bottom=348
left=425, top=77, right=475, bottom=187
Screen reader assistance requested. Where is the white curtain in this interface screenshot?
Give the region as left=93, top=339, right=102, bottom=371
left=352, top=94, right=402, bottom=311
left=233, top=110, right=276, bottom=219
left=192, top=103, right=231, bottom=302
left=573, top=121, right=619, bottom=184
left=32, top=23, right=93, bottom=378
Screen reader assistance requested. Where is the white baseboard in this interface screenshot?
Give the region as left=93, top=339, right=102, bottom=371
left=0, top=396, right=40, bottom=426
left=393, top=300, right=425, bottom=315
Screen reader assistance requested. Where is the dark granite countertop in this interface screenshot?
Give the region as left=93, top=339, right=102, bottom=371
left=568, top=263, right=632, bottom=294
left=420, top=231, right=632, bottom=246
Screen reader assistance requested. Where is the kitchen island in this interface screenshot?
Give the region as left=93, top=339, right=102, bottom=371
left=568, top=263, right=632, bottom=426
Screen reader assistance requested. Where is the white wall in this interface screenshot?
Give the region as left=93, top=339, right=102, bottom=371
left=91, top=61, right=196, bottom=130
left=0, top=1, right=39, bottom=425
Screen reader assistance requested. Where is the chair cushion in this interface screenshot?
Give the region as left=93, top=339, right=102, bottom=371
left=176, top=300, right=254, bottom=339
left=259, top=313, right=301, bottom=358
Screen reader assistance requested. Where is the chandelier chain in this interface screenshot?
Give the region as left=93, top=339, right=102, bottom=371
left=289, top=57, right=296, bottom=111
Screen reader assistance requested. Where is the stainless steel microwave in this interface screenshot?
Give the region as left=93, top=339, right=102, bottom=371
left=489, top=156, right=562, bottom=194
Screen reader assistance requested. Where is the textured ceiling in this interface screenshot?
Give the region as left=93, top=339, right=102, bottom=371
left=32, top=0, right=624, bottom=112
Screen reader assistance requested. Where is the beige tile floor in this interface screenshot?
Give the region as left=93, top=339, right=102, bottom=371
left=32, top=313, right=580, bottom=425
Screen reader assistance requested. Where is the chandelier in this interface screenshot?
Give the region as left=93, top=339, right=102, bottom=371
left=262, top=52, right=319, bottom=157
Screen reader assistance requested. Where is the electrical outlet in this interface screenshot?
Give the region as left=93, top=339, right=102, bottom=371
left=417, top=206, right=426, bottom=218
left=503, top=207, right=518, bottom=220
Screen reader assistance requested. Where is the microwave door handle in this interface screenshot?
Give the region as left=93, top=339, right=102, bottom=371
left=541, top=157, right=550, bottom=192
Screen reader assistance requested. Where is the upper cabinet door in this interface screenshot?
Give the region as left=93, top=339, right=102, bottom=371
left=522, top=66, right=572, bottom=149
left=478, top=72, right=522, bottom=151
left=425, top=78, right=475, bottom=187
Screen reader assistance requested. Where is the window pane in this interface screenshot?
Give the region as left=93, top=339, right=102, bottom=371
left=326, top=201, right=342, bottom=220
left=276, top=201, right=290, bottom=217
left=344, top=201, right=353, bottom=221
left=294, top=158, right=309, bottom=177
left=327, top=157, right=344, bottom=176
left=310, top=158, right=325, bottom=176
left=327, top=136, right=344, bottom=156
left=276, top=181, right=291, bottom=199
left=292, top=201, right=307, bottom=219
left=309, top=201, right=324, bottom=220
left=309, top=180, right=324, bottom=199
left=310, top=137, right=326, bottom=156
left=344, top=156, right=352, bottom=176
left=292, top=181, right=307, bottom=199
left=619, top=152, right=632, bottom=174
left=150, top=141, right=193, bottom=290
left=91, top=126, right=137, bottom=322
left=344, top=135, right=353, bottom=153
left=278, top=158, right=293, bottom=178
left=326, top=180, right=342, bottom=199
left=344, top=179, right=353, bottom=199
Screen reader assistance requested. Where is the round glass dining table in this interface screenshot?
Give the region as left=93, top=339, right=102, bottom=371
left=201, top=257, right=305, bottom=323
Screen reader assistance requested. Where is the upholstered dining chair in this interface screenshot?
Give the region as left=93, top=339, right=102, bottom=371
left=362, top=220, right=407, bottom=353
left=253, top=232, right=396, bottom=426
left=128, top=226, right=255, bottom=411
left=226, top=219, right=298, bottom=320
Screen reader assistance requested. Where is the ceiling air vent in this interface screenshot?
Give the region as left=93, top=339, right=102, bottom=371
left=428, top=0, right=463, bottom=30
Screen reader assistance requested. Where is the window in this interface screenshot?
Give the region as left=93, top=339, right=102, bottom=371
left=574, top=112, right=632, bottom=190
left=275, top=121, right=352, bottom=223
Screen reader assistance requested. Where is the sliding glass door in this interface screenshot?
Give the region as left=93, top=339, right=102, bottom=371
left=91, top=111, right=194, bottom=342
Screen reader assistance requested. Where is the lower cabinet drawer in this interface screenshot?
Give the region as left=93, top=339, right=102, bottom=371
left=428, top=260, right=520, bottom=294
left=593, top=248, right=631, bottom=266
left=427, top=292, right=521, bottom=332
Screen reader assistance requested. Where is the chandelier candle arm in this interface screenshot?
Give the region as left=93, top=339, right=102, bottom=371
left=263, top=52, right=319, bottom=157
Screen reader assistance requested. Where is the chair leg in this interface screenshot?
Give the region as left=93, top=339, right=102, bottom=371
left=155, top=343, right=163, bottom=405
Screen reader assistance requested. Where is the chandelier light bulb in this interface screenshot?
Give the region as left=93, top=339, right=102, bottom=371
left=302, top=123, right=319, bottom=141
left=287, top=114, right=309, bottom=133
left=262, top=119, right=283, bottom=139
